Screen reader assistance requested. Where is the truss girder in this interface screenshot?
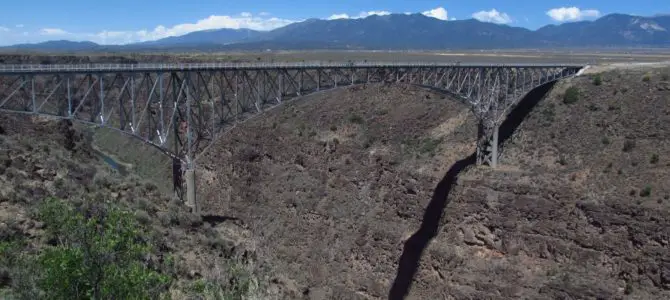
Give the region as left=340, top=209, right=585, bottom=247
left=0, top=65, right=582, bottom=167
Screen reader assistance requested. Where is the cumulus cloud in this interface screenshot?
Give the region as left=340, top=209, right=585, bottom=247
left=0, top=12, right=299, bottom=46
left=327, top=10, right=391, bottom=20
left=546, top=7, right=601, bottom=22
left=40, top=28, right=69, bottom=35
left=359, top=10, right=391, bottom=18
left=0, top=26, right=10, bottom=32
left=143, top=13, right=294, bottom=36
left=328, top=13, right=350, bottom=20
left=422, top=7, right=449, bottom=21
left=472, top=9, right=512, bottom=24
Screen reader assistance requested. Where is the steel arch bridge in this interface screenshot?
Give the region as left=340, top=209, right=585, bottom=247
left=0, top=62, right=584, bottom=208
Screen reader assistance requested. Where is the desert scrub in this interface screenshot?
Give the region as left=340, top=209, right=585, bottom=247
left=592, top=74, right=602, bottom=86
left=418, top=137, right=443, bottom=156
left=622, top=140, right=636, bottom=152
left=348, top=114, right=364, bottom=124
left=601, top=136, right=611, bottom=145
left=0, top=198, right=171, bottom=299
left=563, top=87, right=579, bottom=104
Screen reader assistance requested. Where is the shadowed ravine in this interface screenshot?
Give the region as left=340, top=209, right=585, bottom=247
left=388, top=81, right=558, bottom=299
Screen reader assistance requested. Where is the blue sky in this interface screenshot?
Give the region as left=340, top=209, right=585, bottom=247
left=0, top=0, right=668, bottom=45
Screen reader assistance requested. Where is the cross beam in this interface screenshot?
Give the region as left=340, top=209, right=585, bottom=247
left=0, top=62, right=584, bottom=209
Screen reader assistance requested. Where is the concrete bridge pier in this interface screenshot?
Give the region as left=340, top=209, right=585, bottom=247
left=185, top=168, right=199, bottom=214
left=476, top=120, right=500, bottom=168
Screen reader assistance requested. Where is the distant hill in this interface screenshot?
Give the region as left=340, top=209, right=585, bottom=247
left=2, top=13, right=670, bottom=52
left=535, top=13, right=670, bottom=47
left=139, top=28, right=263, bottom=47
left=4, top=40, right=103, bottom=52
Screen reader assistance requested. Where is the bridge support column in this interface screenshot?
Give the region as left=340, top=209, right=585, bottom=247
left=476, top=120, right=500, bottom=168
left=185, top=168, right=199, bottom=214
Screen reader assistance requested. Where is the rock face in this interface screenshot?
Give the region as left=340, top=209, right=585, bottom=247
left=0, top=114, right=288, bottom=298
left=199, top=67, right=670, bottom=299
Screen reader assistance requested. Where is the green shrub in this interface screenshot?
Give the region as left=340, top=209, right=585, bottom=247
left=622, top=140, right=636, bottom=152
left=540, top=103, right=556, bottom=126
left=625, top=282, right=634, bottom=295
left=592, top=75, right=602, bottom=86
left=601, top=136, right=610, bottom=145
left=563, top=87, right=579, bottom=105
left=35, top=198, right=170, bottom=299
left=642, top=74, right=651, bottom=82
left=348, top=114, right=364, bottom=124
left=375, top=109, right=388, bottom=116
left=557, top=155, right=568, bottom=166
left=640, top=186, right=652, bottom=197
left=587, top=104, right=599, bottom=111
left=650, top=154, right=659, bottom=164
left=418, top=138, right=443, bottom=156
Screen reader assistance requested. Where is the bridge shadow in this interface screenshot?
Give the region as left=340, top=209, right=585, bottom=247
left=387, top=80, right=558, bottom=299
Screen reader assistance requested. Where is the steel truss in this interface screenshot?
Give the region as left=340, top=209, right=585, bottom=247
left=0, top=63, right=583, bottom=199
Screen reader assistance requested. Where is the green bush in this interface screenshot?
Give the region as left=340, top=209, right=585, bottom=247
left=592, top=75, right=602, bottom=86
left=601, top=136, right=611, bottom=145
left=642, top=74, right=651, bottom=82
left=640, top=186, right=652, bottom=197
left=418, top=138, right=443, bottom=156
left=563, top=87, right=579, bottom=105
left=348, top=114, right=364, bottom=124
left=622, top=140, right=636, bottom=152
left=650, top=154, right=659, bottom=164
left=35, top=198, right=170, bottom=299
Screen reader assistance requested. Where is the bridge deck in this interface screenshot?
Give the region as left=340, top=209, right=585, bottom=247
left=0, top=62, right=585, bottom=75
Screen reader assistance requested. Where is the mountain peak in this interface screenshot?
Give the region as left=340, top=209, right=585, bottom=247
left=3, top=13, right=669, bottom=52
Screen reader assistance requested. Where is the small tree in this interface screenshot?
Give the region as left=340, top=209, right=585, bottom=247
left=622, top=140, right=636, bottom=152
left=563, top=87, right=579, bottom=104
left=640, top=186, right=652, bottom=197
left=592, top=75, right=602, bottom=86
left=36, top=198, right=170, bottom=299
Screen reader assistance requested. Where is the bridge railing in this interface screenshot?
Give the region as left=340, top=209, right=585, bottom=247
left=0, top=62, right=585, bottom=73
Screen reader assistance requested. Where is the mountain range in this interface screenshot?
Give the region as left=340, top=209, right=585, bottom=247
left=3, top=13, right=670, bottom=52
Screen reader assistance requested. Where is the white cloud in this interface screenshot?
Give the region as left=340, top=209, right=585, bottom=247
left=358, top=10, right=391, bottom=18
left=100, top=12, right=296, bottom=43
left=15, top=24, right=24, bottom=28
left=40, top=28, right=69, bottom=35
left=328, top=14, right=350, bottom=20
left=147, top=13, right=295, bottom=34
left=0, top=26, right=9, bottom=32
left=546, top=7, right=601, bottom=22
left=422, top=7, right=449, bottom=21
left=0, top=13, right=297, bottom=45
left=259, top=12, right=271, bottom=17
left=327, top=10, right=391, bottom=20
left=472, top=9, right=512, bottom=24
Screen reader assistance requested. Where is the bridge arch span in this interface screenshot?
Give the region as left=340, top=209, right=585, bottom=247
left=0, top=62, right=584, bottom=206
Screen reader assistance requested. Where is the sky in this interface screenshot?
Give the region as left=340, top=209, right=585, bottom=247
left=0, top=0, right=668, bottom=46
